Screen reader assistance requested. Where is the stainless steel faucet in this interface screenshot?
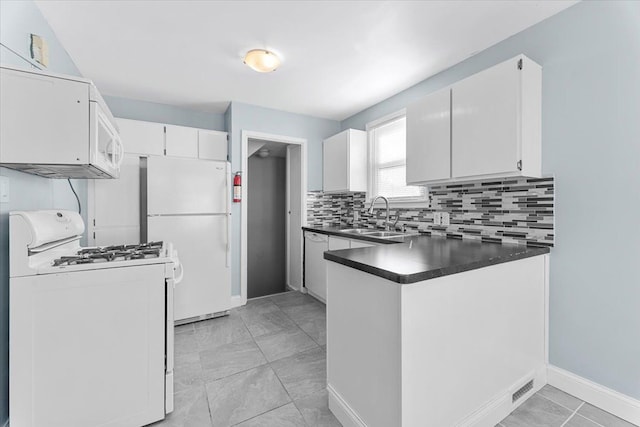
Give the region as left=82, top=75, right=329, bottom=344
left=368, top=196, right=391, bottom=231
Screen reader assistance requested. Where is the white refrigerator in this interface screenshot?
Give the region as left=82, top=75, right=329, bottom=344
left=145, top=156, right=231, bottom=322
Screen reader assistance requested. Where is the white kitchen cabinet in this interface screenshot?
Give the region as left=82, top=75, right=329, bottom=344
left=323, top=129, right=367, bottom=193
left=452, top=55, right=541, bottom=179
left=88, top=153, right=140, bottom=246
left=406, top=88, right=451, bottom=184
left=349, top=239, right=375, bottom=248
left=328, top=236, right=351, bottom=250
left=305, top=233, right=379, bottom=303
left=116, top=118, right=164, bottom=156
left=198, top=129, right=228, bottom=161
left=327, top=255, right=547, bottom=427
left=405, top=55, right=541, bottom=184
left=165, top=125, right=199, bottom=158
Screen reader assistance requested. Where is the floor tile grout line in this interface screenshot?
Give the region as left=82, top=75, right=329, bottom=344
left=229, top=401, right=308, bottom=427
left=190, top=296, right=323, bottom=426
left=217, top=299, right=302, bottom=426
left=536, top=392, right=585, bottom=413
left=275, top=299, right=326, bottom=346
left=237, top=299, right=321, bottom=362
left=241, top=301, right=298, bottom=404
left=560, top=402, right=585, bottom=427
left=259, top=296, right=328, bottom=418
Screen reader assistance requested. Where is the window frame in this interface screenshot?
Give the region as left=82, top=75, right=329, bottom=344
left=366, top=109, right=429, bottom=207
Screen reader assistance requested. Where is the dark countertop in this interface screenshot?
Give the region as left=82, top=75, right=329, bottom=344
left=303, top=226, right=550, bottom=284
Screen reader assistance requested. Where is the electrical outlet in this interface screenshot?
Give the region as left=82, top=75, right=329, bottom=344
left=433, top=212, right=441, bottom=225
left=441, top=211, right=450, bottom=226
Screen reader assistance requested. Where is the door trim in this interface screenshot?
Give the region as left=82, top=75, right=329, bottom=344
left=241, top=131, right=307, bottom=306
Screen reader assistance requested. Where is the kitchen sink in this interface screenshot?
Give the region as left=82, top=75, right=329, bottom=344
left=340, top=228, right=375, bottom=234
left=339, top=228, right=420, bottom=239
left=362, top=231, right=410, bottom=238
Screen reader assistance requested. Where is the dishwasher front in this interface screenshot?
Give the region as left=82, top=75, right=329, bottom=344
left=304, top=231, right=329, bottom=302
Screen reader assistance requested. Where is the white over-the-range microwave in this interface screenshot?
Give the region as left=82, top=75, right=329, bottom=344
left=0, top=65, right=123, bottom=179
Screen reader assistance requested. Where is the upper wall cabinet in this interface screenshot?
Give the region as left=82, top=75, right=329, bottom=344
left=198, top=129, right=228, bottom=161
left=406, top=54, right=542, bottom=185
left=165, top=125, right=199, bottom=158
left=117, top=118, right=165, bottom=156
left=116, top=118, right=227, bottom=160
left=406, top=87, right=451, bottom=184
left=323, top=129, right=367, bottom=193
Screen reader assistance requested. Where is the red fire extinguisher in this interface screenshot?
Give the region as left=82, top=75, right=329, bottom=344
left=233, top=172, right=242, bottom=203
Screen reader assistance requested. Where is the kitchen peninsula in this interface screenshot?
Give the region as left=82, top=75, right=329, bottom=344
left=315, top=229, right=550, bottom=427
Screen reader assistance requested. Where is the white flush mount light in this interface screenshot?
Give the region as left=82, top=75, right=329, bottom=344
left=243, top=49, right=280, bottom=73
left=257, top=148, right=270, bottom=158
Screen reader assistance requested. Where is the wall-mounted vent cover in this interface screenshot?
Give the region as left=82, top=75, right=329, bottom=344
left=512, top=380, right=534, bottom=403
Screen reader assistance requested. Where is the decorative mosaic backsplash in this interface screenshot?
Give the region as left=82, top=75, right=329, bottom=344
left=307, top=176, right=554, bottom=247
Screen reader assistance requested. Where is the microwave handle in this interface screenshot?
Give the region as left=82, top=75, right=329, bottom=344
left=113, top=136, right=125, bottom=168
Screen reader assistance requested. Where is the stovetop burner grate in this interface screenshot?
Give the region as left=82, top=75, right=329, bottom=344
left=53, top=241, right=164, bottom=266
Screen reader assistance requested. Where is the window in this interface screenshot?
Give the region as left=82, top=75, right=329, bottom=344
left=367, top=113, right=426, bottom=202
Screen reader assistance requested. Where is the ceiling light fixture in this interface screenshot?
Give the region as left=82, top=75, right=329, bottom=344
left=257, top=148, right=270, bottom=158
left=243, top=49, right=280, bottom=73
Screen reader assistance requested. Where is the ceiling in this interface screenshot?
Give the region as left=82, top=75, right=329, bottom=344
left=35, top=1, right=577, bottom=121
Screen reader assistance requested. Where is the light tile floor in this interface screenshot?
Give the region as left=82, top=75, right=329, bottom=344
left=153, top=291, right=636, bottom=427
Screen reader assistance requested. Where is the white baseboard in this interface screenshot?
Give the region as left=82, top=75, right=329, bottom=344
left=457, top=367, right=547, bottom=427
left=229, top=295, right=244, bottom=308
left=548, top=365, right=640, bottom=426
left=327, top=384, right=367, bottom=427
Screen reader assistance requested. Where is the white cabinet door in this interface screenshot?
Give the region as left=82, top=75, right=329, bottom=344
left=452, top=58, right=520, bottom=178
left=350, top=239, right=374, bottom=248
left=116, top=118, right=164, bottom=156
left=323, top=132, right=349, bottom=192
left=0, top=67, right=89, bottom=165
left=198, top=130, right=227, bottom=161
left=89, top=154, right=140, bottom=246
left=328, top=236, right=350, bottom=250
left=406, top=88, right=451, bottom=184
left=165, top=125, right=198, bottom=158
left=323, top=129, right=367, bottom=193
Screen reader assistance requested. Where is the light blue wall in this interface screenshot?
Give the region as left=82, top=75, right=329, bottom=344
left=103, top=95, right=226, bottom=131
left=0, top=1, right=87, bottom=423
left=341, top=1, right=640, bottom=399
left=228, top=102, right=340, bottom=296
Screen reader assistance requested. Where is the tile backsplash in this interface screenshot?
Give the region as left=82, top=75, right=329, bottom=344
left=307, top=176, right=554, bottom=247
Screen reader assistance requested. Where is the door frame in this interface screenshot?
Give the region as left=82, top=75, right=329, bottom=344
left=241, top=131, right=307, bottom=305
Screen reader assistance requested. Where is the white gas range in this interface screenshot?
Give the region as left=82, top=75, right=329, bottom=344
left=9, top=210, right=183, bottom=427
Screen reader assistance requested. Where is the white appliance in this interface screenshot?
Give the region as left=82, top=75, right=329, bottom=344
left=9, top=210, right=182, bottom=427
left=0, top=65, right=123, bottom=178
left=304, top=231, right=329, bottom=302
left=144, top=156, right=231, bottom=323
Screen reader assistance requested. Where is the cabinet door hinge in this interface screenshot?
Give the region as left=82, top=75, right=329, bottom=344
left=93, top=219, right=96, bottom=226
left=517, top=58, right=523, bottom=70
left=517, top=160, right=522, bottom=171
left=93, top=231, right=96, bottom=239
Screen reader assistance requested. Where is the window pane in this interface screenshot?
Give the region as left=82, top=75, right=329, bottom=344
left=376, top=165, right=424, bottom=199
left=375, top=117, right=406, bottom=164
